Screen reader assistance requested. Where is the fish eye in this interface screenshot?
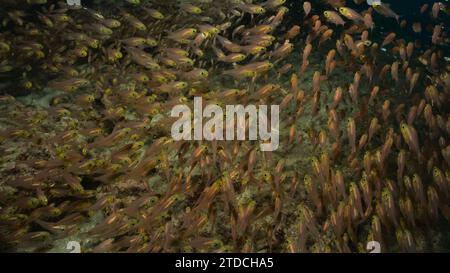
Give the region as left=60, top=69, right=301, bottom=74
left=23, top=81, right=32, bottom=89
left=51, top=208, right=61, bottom=216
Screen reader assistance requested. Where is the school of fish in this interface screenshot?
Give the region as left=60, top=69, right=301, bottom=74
left=0, top=0, right=449, bottom=252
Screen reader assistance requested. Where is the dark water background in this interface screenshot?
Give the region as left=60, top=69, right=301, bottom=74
left=35, top=0, right=442, bottom=20
left=285, top=0, right=445, bottom=43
